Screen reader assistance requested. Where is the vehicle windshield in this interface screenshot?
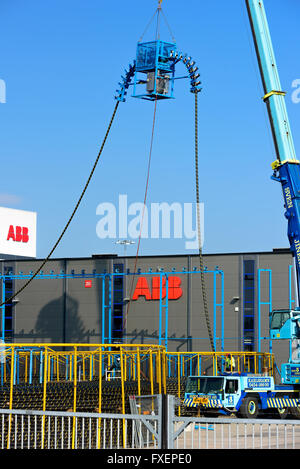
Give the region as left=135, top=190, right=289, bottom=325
left=185, top=377, right=224, bottom=394
left=270, top=311, right=291, bottom=330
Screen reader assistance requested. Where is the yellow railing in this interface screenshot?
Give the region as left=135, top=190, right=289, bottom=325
left=0, top=343, right=274, bottom=448
left=165, top=351, right=274, bottom=379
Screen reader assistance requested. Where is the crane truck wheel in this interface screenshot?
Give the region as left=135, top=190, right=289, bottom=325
left=238, top=396, right=259, bottom=419
left=276, top=407, right=289, bottom=419
left=290, top=407, right=300, bottom=419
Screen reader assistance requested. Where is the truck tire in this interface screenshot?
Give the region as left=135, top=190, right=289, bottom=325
left=238, top=396, right=259, bottom=419
left=276, top=407, right=289, bottom=419
left=290, top=407, right=300, bottom=419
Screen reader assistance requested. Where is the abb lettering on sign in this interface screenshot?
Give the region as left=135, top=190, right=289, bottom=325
left=132, top=276, right=183, bottom=301
left=7, top=225, right=29, bottom=243
left=0, top=206, right=37, bottom=257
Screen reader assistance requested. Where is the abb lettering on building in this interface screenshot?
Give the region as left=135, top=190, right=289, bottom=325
left=7, top=226, right=29, bottom=243
left=0, top=207, right=37, bottom=257
left=132, top=276, right=183, bottom=300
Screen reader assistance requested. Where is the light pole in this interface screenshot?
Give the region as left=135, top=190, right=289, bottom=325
left=115, top=239, right=135, bottom=256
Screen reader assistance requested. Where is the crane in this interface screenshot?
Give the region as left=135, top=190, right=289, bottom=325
left=246, top=0, right=300, bottom=384
left=183, top=1, right=300, bottom=418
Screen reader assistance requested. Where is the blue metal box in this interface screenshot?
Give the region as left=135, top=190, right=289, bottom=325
left=133, top=40, right=176, bottom=100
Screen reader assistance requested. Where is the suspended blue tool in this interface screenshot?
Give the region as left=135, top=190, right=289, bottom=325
left=132, top=40, right=176, bottom=100
left=115, top=1, right=202, bottom=103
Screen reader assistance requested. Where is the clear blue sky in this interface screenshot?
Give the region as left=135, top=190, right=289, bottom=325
left=0, top=0, right=299, bottom=259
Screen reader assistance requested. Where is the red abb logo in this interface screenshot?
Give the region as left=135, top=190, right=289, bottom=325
left=7, top=225, right=29, bottom=243
left=132, top=276, right=183, bottom=301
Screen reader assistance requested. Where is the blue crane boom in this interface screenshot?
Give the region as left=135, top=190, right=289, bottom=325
left=246, top=0, right=300, bottom=383
left=182, top=2, right=300, bottom=417
left=246, top=0, right=300, bottom=305
left=246, top=0, right=297, bottom=164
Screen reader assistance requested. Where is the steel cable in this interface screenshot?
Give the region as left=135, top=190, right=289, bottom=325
left=0, top=100, right=120, bottom=308
left=123, top=98, right=158, bottom=333
left=194, top=92, right=215, bottom=353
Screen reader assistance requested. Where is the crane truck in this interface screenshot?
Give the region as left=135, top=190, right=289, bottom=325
left=184, top=0, right=300, bottom=418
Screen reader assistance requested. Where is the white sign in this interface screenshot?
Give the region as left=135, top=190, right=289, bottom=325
left=0, top=207, right=37, bottom=257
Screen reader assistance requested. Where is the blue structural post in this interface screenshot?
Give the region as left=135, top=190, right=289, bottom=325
left=50, top=357, right=54, bottom=382
left=66, top=356, right=69, bottom=381
left=0, top=276, right=4, bottom=384
left=212, top=268, right=224, bottom=351
left=257, top=269, right=272, bottom=354
left=213, top=272, right=217, bottom=352
left=39, top=350, right=43, bottom=384
left=221, top=271, right=224, bottom=351
left=1, top=276, right=5, bottom=343
left=159, top=273, right=163, bottom=346
left=69, top=355, right=73, bottom=382
left=13, top=349, right=17, bottom=385
left=168, top=356, right=171, bottom=377
left=213, top=269, right=225, bottom=352
left=289, top=265, right=295, bottom=310
left=165, top=275, right=169, bottom=349
left=158, top=272, right=170, bottom=348
left=157, top=273, right=169, bottom=349
left=101, top=274, right=112, bottom=344
left=29, top=350, right=33, bottom=385
left=108, top=275, right=112, bottom=344
left=17, top=351, right=20, bottom=384
left=101, top=275, right=106, bottom=344
left=0, top=348, right=3, bottom=386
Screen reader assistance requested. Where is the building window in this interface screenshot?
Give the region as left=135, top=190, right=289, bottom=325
left=112, top=264, right=124, bottom=342
left=243, top=260, right=255, bottom=352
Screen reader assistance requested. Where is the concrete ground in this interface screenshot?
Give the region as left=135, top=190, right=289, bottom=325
left=173, top=419, right=300, bottom=449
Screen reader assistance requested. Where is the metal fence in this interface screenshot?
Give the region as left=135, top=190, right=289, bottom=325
left=167, top=396, right=300, bottom=449
left=0, top=405, right=161, bottom=450
left=2, top=395, right=300, bottom=450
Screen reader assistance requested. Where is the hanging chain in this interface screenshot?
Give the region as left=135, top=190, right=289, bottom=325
left=194, top=92, right=216, bottom=353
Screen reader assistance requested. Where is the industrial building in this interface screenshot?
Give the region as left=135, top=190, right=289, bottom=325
left=2, top=0, right=300, bottom=450
left=0, top=248, right=294, bottom=364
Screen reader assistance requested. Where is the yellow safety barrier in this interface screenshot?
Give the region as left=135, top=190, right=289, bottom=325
left=0, top=344, right=274, bottom=448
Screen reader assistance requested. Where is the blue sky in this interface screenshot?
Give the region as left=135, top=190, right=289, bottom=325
left=0, top=0, right=299, bottom=259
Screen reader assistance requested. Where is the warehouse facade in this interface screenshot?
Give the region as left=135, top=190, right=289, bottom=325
left=0, top=248, right=295, bottom=365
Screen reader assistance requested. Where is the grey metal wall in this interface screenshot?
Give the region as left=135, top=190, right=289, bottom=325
left=0, top=250, right=295, bottom=362
left=4, top=257, right=112, bottom=344
left=13, top=259, right=65, bottom=343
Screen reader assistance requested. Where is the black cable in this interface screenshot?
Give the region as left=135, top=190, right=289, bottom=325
left=194, top=92, right=215, bottom=354
left=0, top=100, right=120, bottom=308
left=3, top=66, right=213, bottom=360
